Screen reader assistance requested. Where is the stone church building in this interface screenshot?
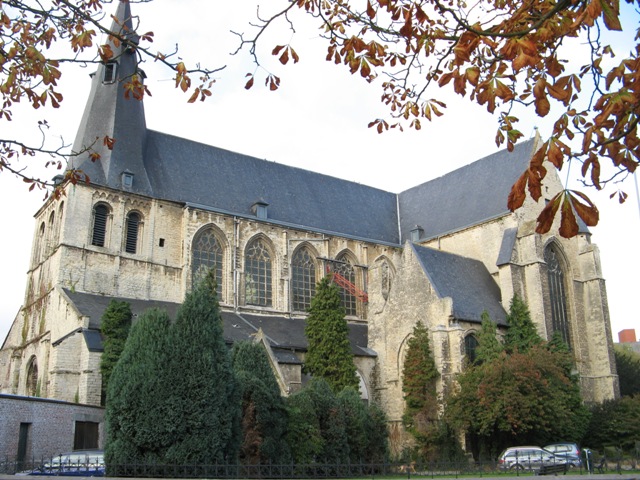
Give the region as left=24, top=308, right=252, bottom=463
left=0, top=2, right=618, bottom=451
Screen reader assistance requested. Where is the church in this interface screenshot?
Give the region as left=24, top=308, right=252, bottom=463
left=0, top=2, right=618, bottom=451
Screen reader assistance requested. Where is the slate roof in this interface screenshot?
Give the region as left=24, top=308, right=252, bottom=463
left=67, top=3, right=549, bottom=247
left=143, top=131, right=400, bottom=244
left=398, top=140, right=536, bottom=242
left=411, top=244, right=507, bottom=325
left=61, top=289, right=372, bottom=358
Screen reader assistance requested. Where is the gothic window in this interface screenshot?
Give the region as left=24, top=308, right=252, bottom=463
left=335, top=253, right=357, bottom=316
left=124, top=211, right=141, bottom=254
left=26, top=357, right=38, bottom=396
left=55, top=202, right=64, bottom=241
left=34, top=222, right=45, bottom=264
left=291, top=247, right=317, bottom=312
left=191, top=227, right=224, bottom=300
left=245, top=237, right=272, bottom=307
left=47, top=211, right=55, bottom=257
left=91, top=203, right=110, bottom=247
left=544, top=245, right=571, bottom=348
left=464, top=334, right=479, bottom=365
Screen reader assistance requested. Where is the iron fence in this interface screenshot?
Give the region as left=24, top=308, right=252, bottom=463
left=0, top=455, right=638, bottom=478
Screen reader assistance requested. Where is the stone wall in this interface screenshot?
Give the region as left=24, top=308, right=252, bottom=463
left=0, top=394, right=104, bottom=461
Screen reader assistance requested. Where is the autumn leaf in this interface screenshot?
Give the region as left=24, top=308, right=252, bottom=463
left=103, top=136, right=116, bottom=150
left=245, top=74, right=254, bottom=90
left=535, top=192, right=562, bottom=234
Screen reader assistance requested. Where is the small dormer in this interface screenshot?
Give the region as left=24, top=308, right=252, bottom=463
left=252, top=199, right=269, bottom=220
left=52, top=174, right=64, bottom=187
left=411, top=225, right=424, bottom=243
left=121, top=170, right=134, bottom=189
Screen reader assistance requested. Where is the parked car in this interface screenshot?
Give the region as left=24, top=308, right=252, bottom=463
left=17, top=450, right=105, bottom=476
left=544, top=443, right=582, bottom=468
left=498, top=446, right=567, bottom=472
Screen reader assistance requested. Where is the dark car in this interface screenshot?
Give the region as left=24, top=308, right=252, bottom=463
left=544, top=443, right=582, bottom=468
left=498, top=446, right=567, bottom=472
left=17, top=450, right=105, bottom=476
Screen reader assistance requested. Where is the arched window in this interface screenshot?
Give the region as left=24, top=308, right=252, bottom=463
left=245, top=237, right=272, bottom=307
left=47, top=211, right=55, bottom=257
left=291, top=247, right=316, bottom=311
left=26, top=357, right=38, bottom=397
left=335, top=253, right=357, bottom=316
left=124, top=211, right=141, bottom=254
left=192, top=227, right=224, bottom=300
left=91, top=203, right=110, bottom=247
left=34, top=222, right=45, bottom=264
left=544, top=245, right=571, bottom=348
left=54, top=202, right=64, bottom=244
left=464, top=334, right=479, bottom=365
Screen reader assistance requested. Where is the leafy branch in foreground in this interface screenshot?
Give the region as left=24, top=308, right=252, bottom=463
left=234, top=0, right=639, bottom=237
left=0, top=0, right=225, bottom=195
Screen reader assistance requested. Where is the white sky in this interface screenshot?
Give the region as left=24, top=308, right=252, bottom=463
left=0, top=1, right=638, bottom=343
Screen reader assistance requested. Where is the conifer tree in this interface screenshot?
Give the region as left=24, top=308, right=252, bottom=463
left=474, top=311, right=503, bottom=364
left=503, top=295, right=542, bottom=353
left=163, top=271, right=241, bottom=465
left=285, top=386, right=324, bottom=464
left=105, top=308, right=173, bottom=471
left=231, top=341, right=290, bottom=465
left=304, top=377, right=349, bottom=464
left=99, top=300, right=132, bottom=402
left=304, top=276, right=359, bottom=392
left=337, top=387, right=390, bottom=463
left=401, top=320, right=440, bottom=458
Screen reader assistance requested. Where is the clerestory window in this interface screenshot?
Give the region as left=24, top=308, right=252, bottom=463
left=245, top=238, right=272, bottom=307
left=291, top=247, right=317, bottom=312
left=335, top=253, right=357, bottom=316
left=191, top=227, right=224, bottom=300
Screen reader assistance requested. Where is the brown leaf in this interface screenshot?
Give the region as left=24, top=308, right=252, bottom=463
left=507, top=172, right=528, bottom=211
left=570, top=190, right=599, bottom=226
left=535, top=193, right=562, bottom=234
left=103, top=136, right=116, bottom=150
left=559, top=194, right=579, bottom=238
left=279, top=49, right=289, bottom=65
left=245, top=75, right=254, bottom=90
left=366, top=0, right=376, bottom=18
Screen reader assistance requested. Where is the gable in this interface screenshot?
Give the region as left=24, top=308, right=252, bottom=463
left=411, top=244, right=507, bottom=324
left=398, top=138, right=536, bottom=241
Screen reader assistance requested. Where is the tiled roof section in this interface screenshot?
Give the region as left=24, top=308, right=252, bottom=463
left=143, top=131, right=400, bottom=244
left=398, top=139, right=536, bottom=242
left=411, top=244, right=507, bottom=325
left=63, top=288, right=180, bottom=330
left=68, top=1, right=151, bottom=195
left=497, top=227, right=518, bottom=266
left=61, top=289, right=372, bottom=356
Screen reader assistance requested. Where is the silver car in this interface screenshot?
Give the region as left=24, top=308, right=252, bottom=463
left=498, top=446, right=566, bottom=471
left=544, top=443, right=582, bottom=468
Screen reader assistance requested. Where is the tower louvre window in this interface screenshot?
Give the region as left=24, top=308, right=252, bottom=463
left=91, top=204, right=109, bottom=247
left=103, top=62, right=117, bottom=84
left=125, top=212, right=141, bottom=254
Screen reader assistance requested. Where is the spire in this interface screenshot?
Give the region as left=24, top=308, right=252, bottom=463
left=69, top=0, right=152, bottom=195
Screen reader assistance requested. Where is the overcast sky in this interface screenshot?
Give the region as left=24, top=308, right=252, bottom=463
left=1, top=1, right=638, bottom=343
